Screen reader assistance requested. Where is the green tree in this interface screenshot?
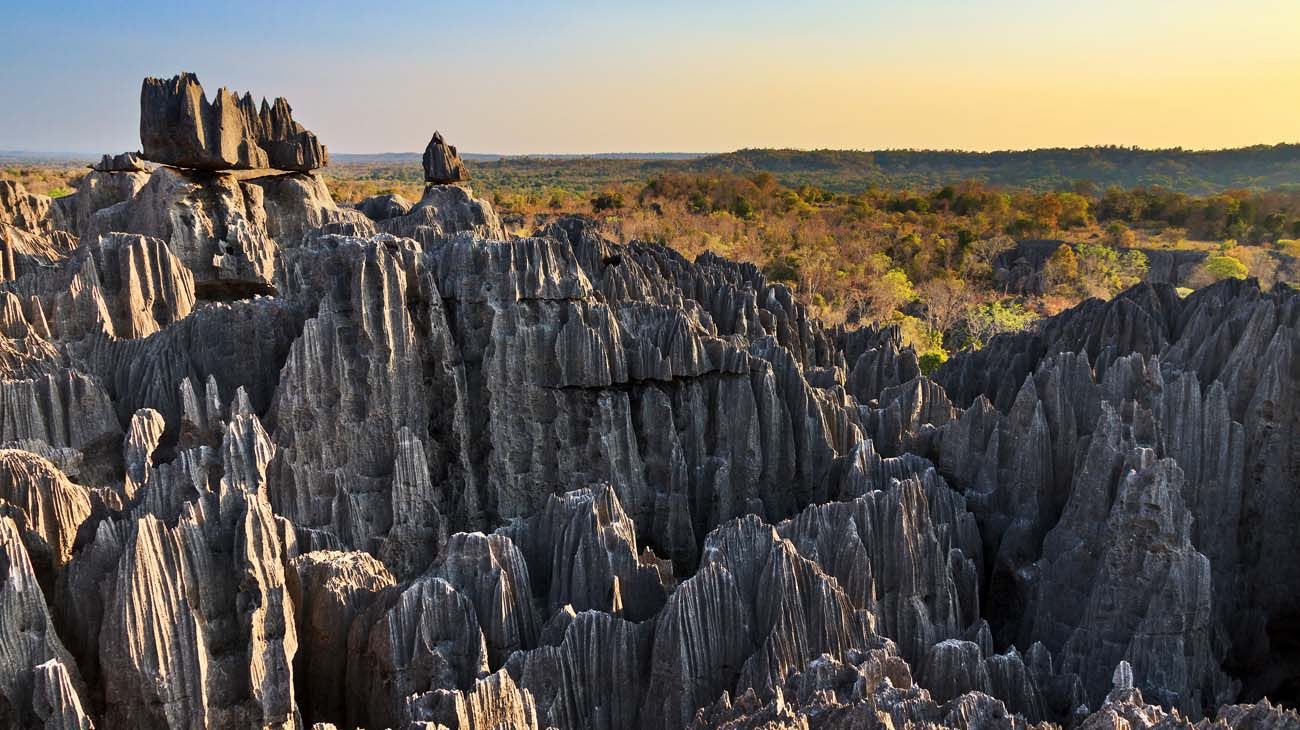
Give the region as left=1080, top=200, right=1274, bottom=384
left=1202, top=255, right=1249, bottom=281
left=1075, top=244, right=1147, bottom=298
left=898, top=315, right=948, bottom=372
left=1043, top=244, right=1080, bottom=294
left=963, top=301, right=1038, bottom=349
left=861, top=268, right=917, bottom=323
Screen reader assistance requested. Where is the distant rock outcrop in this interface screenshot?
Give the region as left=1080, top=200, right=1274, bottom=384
left=378, top=184, right=505, bottom=242
left=91, top=152, right=148, bottom=173
left=356, top=192, right=413, bottom=221
left=140, top=72, right=327, bottom=171
left=423, top=131, right=468, bottom=184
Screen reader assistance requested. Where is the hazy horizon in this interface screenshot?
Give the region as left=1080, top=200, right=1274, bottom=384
left=3, top=0, right=1299, bottom=155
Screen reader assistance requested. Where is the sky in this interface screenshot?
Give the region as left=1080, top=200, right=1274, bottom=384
left=2, top=0, right=1299, bottom=155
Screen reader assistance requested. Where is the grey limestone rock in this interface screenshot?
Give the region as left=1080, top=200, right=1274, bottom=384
left=6, top=232, right=196, bottom=341
left=0, top=516, right=91, bottom=729
left=288, top=550, right=395, bottom=727
left=84, top=166, right=278, bottom=290
left=430, top=531, right=540, bottom=666
left=91, top=152, right=148, bottom=173
left=30, top=659, right=95, bottom=730
left=0, top=180, right=69, bottom=236
left=402, top=669, right=540, bottom=730
left=501, top=485, right=672, bottom=622
left=0, top=450, right=92, bottom=589
left=379, top=184, right=506, bottom=242
left=423, top=131, right=469, bottom=184
left=87, top=481, right=296, bottom=729
left=345, top=575, right=490, bottom=729
left=140, top=73, right=327, bottom=171
left=59, top=168, right=151, bottom=239
left=357, top=192, right=414, bottom=221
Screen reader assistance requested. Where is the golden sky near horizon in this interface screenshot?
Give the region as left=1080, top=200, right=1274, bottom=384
left=2, top=0, right=1298, bottom=153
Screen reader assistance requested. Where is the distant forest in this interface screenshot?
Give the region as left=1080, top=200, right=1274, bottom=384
left=324, top=144, right=1300, bottom=196
left=687, top=145, right=1300, bottom=194
left=14, top=144, right=1300, bottom=197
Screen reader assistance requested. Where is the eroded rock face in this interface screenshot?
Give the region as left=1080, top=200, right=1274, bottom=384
left=1023, top=430, right=1231, bottom=714
left=403, top=669, right=540, bottom=730
left=356, top=192, right=413, bottom=222
left=140, top=73, right=327, bottom=171
left=91, top=152, right=148, bottom=173
left=6, top=232, right=195, bottom=341
left=0, top=450, right=92, bottom=586
left=424, top=131, right=469, bottom=184
left=288, top=550, right=395, bottom=727
left=59, top=168, right=151, bottom=239
left=57, top=411, right=296, bottom=730
left=245, top=172, right=373, bottom=250
left=0, top=516, right=91, bottom=729
left=925, top=279, right=1300, bottom=712
left=85, top=166, right=277, bottom=288
left=501, top=485, right=673, bottom=622
left=378, top=184, right=506, bottom=242
left=0, top=180, right=68, bottom=235
left=1, top=181, right=76, bottom=284
left=346, top=575, right=490, bottom=728
left=0, top=370, right=122, bottom=479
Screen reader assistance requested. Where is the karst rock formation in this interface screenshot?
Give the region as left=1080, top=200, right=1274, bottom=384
left=423, top=132, right=469, bottom=185
left=0, top=75, right=1296, bottom=730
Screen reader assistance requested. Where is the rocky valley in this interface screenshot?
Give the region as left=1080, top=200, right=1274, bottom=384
left=0, top=74, right=1297, bottom=730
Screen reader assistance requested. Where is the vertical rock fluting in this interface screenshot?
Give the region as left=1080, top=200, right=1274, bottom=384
left=84, top=166, right=278, bottom=288
left=59, top=166, right=151, bottom=240
left=287, top=550, right=394, bottom=727
left=5, top=232, right=196, bottom=342
left=345, top=575, right=490, bottom=729
left=78, top=297, right=299, bottom=445
left=52, top=406, right=296, bottom=730
left=140, top=73, right=327, bottom=172
left=95, top=487, right=298, bottom=730
left=0, top=370, right=122, bottom=484
left=430, top=532, right=540, bottom=666
left=268, top=237, right=447, bottom=577
left=30, top=659, right=95, bottom=730
left=1020, top=403, right=1233, bottom=714
left=267, top=225, right=869, bottom=587
left=0, top=516, right=91, bottom=729
left=501, top=485, right=673, bottom=622
left=0, top=450, right=92, bottom=588
left=775, top=470, right=982, bottom=667
left=927, top=279, right=1300, bottom=712
left=507, top=609, right=653, bottom=730
left=402, top=669, right=540, bottom=729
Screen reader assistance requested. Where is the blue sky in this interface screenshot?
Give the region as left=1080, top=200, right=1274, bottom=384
left=3, top=0, right=1298, bottom=154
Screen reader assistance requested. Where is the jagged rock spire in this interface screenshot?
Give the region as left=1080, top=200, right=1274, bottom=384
left=423, top=130, right=469, bottom=184
left=139, top=72, right=327, bottom=171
